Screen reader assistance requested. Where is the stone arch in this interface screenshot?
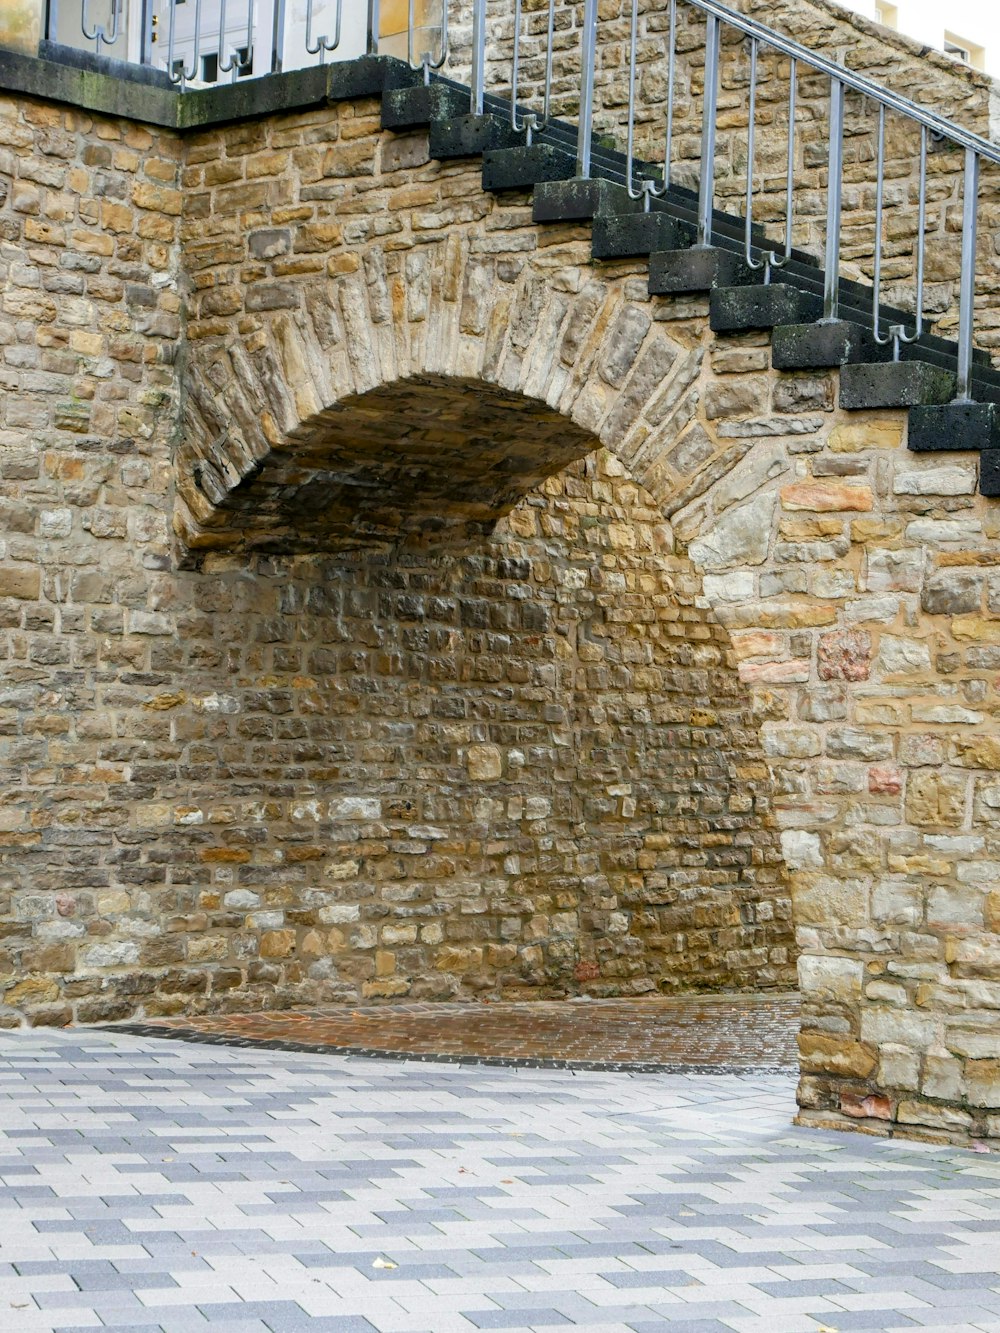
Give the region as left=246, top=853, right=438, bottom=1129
left=174, top=235, right=705, bottom=554
left=167, top=234, right=795, bottom=1003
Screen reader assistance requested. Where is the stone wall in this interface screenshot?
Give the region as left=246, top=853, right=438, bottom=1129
left=449, top=0, right=1000, bottom=357
left=170, top=97, right=1000, bottom=1143
left=4, top=33, right=1000, bottom=1145
left=0, top=88, right=791, bottom=1026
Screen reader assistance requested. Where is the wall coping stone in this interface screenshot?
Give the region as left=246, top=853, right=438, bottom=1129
left=0, top=45, right=413, bottom=131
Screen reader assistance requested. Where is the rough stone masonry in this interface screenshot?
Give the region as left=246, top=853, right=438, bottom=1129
left=2, top=0, right=1000, bottom=1149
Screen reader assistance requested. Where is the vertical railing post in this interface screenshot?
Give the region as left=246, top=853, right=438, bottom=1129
left=367, top=0, right=381, bottom=56
left=470, top=0, right=486, bottom=116
left=783, top=57, right=796, bottom=261
left=663, top=0, right=676, bottom=191
left=872, top=103, right=888, bottom=347
left=822, top=76, right=845, bottom=321
left=743, top=38, right=758, bottom=267
left=696, top=13, right=721, bottom=247
left=45, top=0, right=59, bottom=44
left=956, top=147, right=979, bottom=402
left=577, top=0, right=599, bottom=180
left=271, top=0, right=286, bottom=72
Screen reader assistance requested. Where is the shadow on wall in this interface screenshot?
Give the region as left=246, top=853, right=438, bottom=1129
left=157, top=371, right=794, bottom=1013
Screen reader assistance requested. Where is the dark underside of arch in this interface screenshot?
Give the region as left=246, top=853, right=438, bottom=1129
left=191, top=375, right=598, bottom=555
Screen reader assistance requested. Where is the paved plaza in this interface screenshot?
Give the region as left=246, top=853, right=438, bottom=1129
left=0, top=1029, right=998, bottom=1331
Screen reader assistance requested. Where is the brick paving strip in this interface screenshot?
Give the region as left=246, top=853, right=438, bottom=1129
left=109, top=992, right=801, bottom=1073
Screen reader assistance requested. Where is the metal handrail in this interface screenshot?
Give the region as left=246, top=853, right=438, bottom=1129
left=617, top=0, right=989, bottom=398
left=742, top=39, right=793, bottom=284
left=218, top=0, right=253, bottom=75
left=407, top=0, right=448, bottom=85
left=305, top=0, right=342, bottom=64
left=80, top=0, right=122, bottom=51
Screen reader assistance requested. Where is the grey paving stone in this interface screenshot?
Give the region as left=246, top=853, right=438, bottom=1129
left=0, top=1031, right=998, bottom=1333
left=468, top=1312, right=573, bottom=1327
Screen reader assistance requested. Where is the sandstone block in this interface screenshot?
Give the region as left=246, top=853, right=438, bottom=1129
left=921, top=571, right=983, bottom=616
left=893, top=465, right=976, bottom=496
left=840, top=1091, right=892, bottom=1119
left=780, top=481, right=873, bottom=513
left=688, top=492, right=773, bottom=572
left=818, top=629, right=871, bottom=681
left=329, top=798, right=381, bottom=820
left=877, top=635, right=931, bottom=675
left=467, top=744, right=503, bottom=781
left=798, top=1032, right=877, bottom=1078
left=797, top=953, right=863, bottom=1002
left=865, top=549, right=923, bottom=594
left=906, top=771, right=966, bottom=828
left=951, top=617, right=1000, bottom=643
left=896, top=1100, right=972, bottom=1131
left=780, top=830, right=822, bottom=870
left=828, top=420, right=903, bottom=452
left=0, top=566, right=40, bottom=599
left=868, top=764, right=902, bottom=795
left=792, top=875, right=867, bottom=927
left=952, top=738, right=1000, bottom=770
left=260, top=930, right=296, bottom=959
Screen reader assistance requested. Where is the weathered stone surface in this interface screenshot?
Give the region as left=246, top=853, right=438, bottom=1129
left=648, top=246, right=753, bottom=294
left=7, top=21, right=1000, bottom=1147
left=687, top=493, right=773, bottom=571
left=591, top=210, right=694, bottom=260
left=818, top=630, right=871, bottom=682
left=798, top=1033, right=878, bottom=1079
left=780, top=482, right=873, bottom=513
left=466, top=744, right=503, bottom=781
left=771, top=321, right=881, bottom=371
left=908, top=402, right=1000, bottom=453
left=481, top=144, right=574, bottom=190
left=839, top=361, right=957, bottom=410
left=709, top=284, right=820, bottom=333
left=920, top=571, right=983, bottom=615
left=877, top=636, right=932, bottom=675
left=428, top=113, right=522, bottom=160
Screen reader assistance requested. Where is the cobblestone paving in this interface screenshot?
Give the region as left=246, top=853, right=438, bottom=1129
left=1, top=1031, right=1000, bottom=1331
left=117, top=994, right=800, bottom=1073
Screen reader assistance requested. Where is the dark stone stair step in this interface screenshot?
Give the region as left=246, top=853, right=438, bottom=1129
left=648, top=246, right=754, bottom=295
left=592, top=211, right=695, bottom=260
left=710, top=284, right=822, bottom=334
left=329, top=54, right=414, bottom=101
left=418, top=74, right=1000, bottom=406
left=482, top=144, right=575, bottom=191
left=772, top=321, right=888, bottom=370
left=381, top=82, right=468, bottom=131
left=429, top=113, right=523, bottom=160
left=532, top=178, right=642, bottom=224
left=980, top=450, right=1000, bottom=495
left=839, top=361, right=957, bottom=410
left=908, top=403, right=1000, bottom=453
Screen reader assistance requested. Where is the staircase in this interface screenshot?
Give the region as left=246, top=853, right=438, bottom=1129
left=369, top=0, right=1000, bottom=498
left=40, top=0, right=1000, bottom=493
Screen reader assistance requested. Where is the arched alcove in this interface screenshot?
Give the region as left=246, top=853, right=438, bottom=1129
left=160, top=443, right=793, bottom=1008
left=163, top=254, right=794, bottom=1009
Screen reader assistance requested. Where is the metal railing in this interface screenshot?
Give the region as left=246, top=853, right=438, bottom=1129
left=49, top=0, right=372, bottom=83
left=470, top=0, right=998, bottom=399
left=670, top=0, right=998, bottom=398
left=48, top=0, right=999, bottom=398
